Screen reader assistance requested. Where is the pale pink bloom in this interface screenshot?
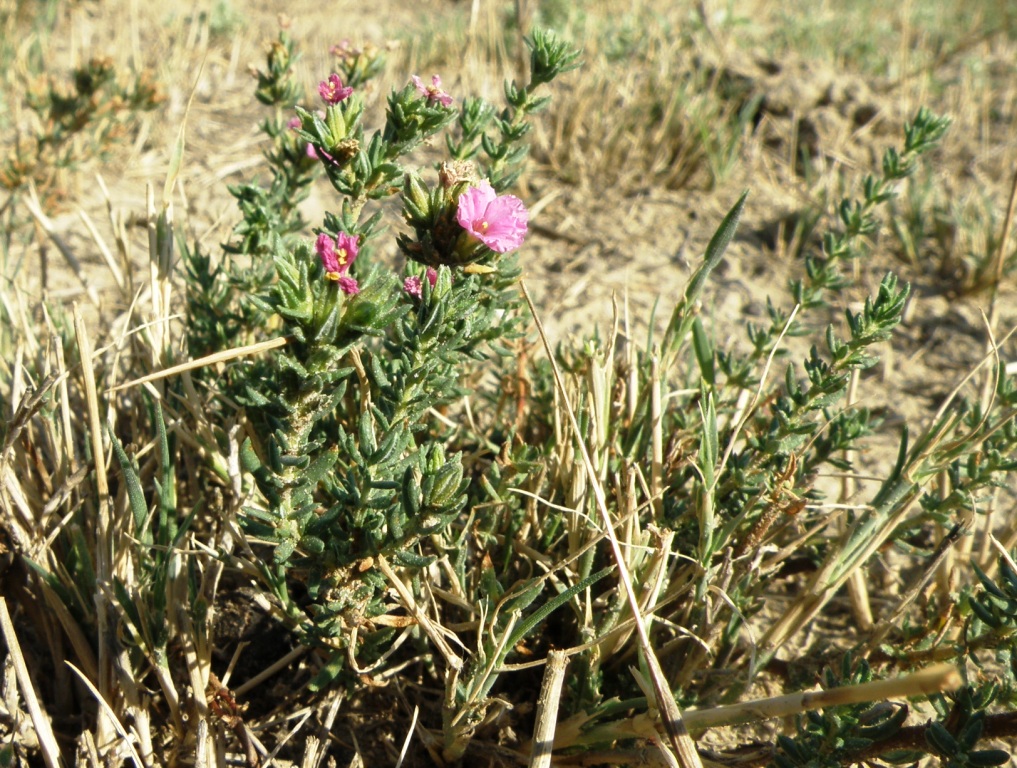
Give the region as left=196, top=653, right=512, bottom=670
left=456, top=180, right=528, bottom=253
left=318, top=73, right=353, bottom=104
left=411, top=74, right=453, bottom=107
left=315, top=232, right=359, bottom=279
left=330, top=40, right=355, bottom=59
left=404, top=267, right=438, bottom=298
left=404, top=276, right=422, bottom=298
left=289, top=116, right=321, bottom=160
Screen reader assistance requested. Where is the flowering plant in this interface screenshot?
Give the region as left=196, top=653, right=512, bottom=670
left=182, top=28, right=580, bottom=705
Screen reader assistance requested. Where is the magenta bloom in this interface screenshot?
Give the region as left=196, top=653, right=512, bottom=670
left=404, top=267, right=438, bottom=298
left=456, top=180, right=528, bottom=253
left=315, top=232, right=359, bottom=280
left=306, top=143, right=340, bottom=164
left=318, top=73, right=353, bottom=104
left=403, top=276, right=422, bottom=298
left=337, top=276, right=360, bottom=295
left=411, top=74, right=453, bottom=107
left=287, top=116, right=302, bottom=130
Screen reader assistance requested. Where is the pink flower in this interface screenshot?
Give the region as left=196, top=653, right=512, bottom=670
left=331, top=40, right=363, bottom=62
left=318, top=73, right=353, bottom=104
left=331, top=39, right=354, bottom=58
left=306, top=144, right=340, bottom=164
left=403, top=276, right=422, bottom=298
left=337, top=276, right=359, bottom=295
left=404, top=267, right=438, bottom=298
left=315, top=232, right=359, bottom=280
left=456, top=180, right=528, bottom=253
left=411, top=74, right=453, bottom=107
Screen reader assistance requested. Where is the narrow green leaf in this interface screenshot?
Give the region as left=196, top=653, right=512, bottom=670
left=109, top=426, right=150, bottom=544
left=662, top=190, right=748, bottom=364
left=692, top=318, right=715, bottom=386
left=505, top=566, right=613, bottom=652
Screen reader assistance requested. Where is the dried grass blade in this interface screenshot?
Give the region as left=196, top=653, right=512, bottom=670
left=0, top=597, right=63, bottom=768
left=22, top=184, right=101, bottom=308
left=107, top=336, right=290, bottom=393
left=301, top=691, right=344, bottom=768
left=231, top=644, right=308, bottom=698
left=77, top=208, right=126, bottom=294
left=528, top=650, right=568, bottom=768
left=377, top=555, right=463, bottom=671
left=395, top=705, right=421, bottom=768
left=37, top=580, right=99, bottom=682
left=72, top=304, right=116, bottom=745
left=683, top=663, right=961, bottom=730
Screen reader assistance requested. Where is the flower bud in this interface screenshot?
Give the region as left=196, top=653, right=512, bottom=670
left=403, top=173, right=431, bottom=218
left=325, top=104, right=347, bottom=146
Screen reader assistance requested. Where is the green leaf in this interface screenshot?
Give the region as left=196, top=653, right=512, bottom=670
left=308, top=651, right=345, bottom=692
left=662, top=190, right=748, bottom=366
left=968, top=749, right=1011, bottom=767
left=925, top=721, right=960, bottom=756
left=109, top=426, right=150, bottom=544
left=505, top=566, right=613, bottom=651
left=692, top=317, right=715, bottom=386
left=393, top=550, right=436, bottom=568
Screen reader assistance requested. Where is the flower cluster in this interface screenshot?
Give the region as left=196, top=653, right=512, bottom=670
left=304, top=73, right=529, bottom=298
left=316, top=231, right=360, bottom=294
left=330, top=40, right=362, bottom=63
left=404, top=267, right=438, bottom=298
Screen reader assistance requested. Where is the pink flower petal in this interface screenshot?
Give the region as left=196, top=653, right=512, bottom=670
left=410, top=74, right=454, bottom=106
left=455, top=181, right=497, bottom=230
left=333, top=232, right=359, bottom=272
left=316, top=231, right=359, bottom=277
left=316, top=233, right=339, bottom=274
